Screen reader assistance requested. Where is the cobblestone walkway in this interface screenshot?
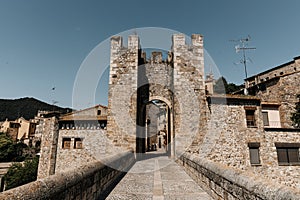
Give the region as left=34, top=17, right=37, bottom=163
left=106, top=154, right=212, bottom=200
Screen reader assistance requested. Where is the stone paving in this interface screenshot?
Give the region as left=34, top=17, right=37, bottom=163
left=106, top=153, right=212, bottom=200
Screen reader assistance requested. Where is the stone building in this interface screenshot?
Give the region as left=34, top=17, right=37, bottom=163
left=245, top=56, right=300, bottom=128
left=199, top=93, right=300, bottom=188
left=202, top=56, right=300, bottom=188
left=37, top=105, right=110, bottom=177
left=0, top=117, right=36, bottom=145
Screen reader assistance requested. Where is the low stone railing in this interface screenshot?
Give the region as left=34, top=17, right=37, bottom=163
left=0, top=151, right=135, bottom=200
left=178, top=152, right=300, bottom=200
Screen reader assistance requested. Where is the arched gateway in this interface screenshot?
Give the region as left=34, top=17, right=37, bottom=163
left=107, top=34, right=206, bottom=157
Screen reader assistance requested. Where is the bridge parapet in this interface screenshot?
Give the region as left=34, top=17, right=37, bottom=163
left=0, top=151, right=135, bottom=200
left=178, top=152, right=300, bottom=200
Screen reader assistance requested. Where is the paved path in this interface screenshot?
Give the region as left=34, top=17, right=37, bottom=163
left=106, top=154, right=212, bottom=200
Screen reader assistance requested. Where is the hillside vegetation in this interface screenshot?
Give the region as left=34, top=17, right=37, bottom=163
left=0, top=97, right=71, bottom=121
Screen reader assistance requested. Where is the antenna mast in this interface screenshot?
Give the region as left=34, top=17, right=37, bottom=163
left=231, top=35, right=256, bottom=79
left=230, top=36, right=256, bottom=94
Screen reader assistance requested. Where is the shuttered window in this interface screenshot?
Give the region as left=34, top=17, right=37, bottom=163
left=248, top=143, right=261, bottom=165
left=262, top=111, right=269, bottom=126
left=276, top=143, right=300, bottom=165
left=249, top=148, right=260, bottom=164
left=246, top=110, right=256, bottom=127
left=288, top=148, right=299, bottom=164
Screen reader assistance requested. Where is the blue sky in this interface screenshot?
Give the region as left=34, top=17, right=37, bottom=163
left=0, top=0, right=300, bottom=108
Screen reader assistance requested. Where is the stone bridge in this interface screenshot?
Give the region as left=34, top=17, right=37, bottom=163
left=1, top=150, right=299, bottom=200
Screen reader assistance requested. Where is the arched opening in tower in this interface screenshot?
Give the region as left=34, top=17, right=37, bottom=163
left=136, top=99, right=173, bottom=158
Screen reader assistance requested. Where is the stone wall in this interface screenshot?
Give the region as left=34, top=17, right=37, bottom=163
left=0, top=151, right=135, bottom=200
left=37, top=117, right=59, bottom=179
left=178, top=152, right=300, bottom=200
left=200, top=97, right=300, bottom=189
left=256, top=72, right=300, bottom=128
left=246, top=57, right=300, bottom=128
left=203, top=100, right=264, bottom=167
left=172, top=34, right=206, bottom=153
left=55, top=129, right=124, bottom=173
left=249, top=128, right=300, bottom=188
left=107, top=35, right=139, bottom=151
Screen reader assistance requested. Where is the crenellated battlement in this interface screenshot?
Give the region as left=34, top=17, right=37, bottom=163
left=172, top=34, right=204, bottom=51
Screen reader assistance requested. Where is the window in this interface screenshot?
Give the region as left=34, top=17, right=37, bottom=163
left=74, top=138, right=83, bottom=149
left=262, top=106, right=281, bottom=128
left=245, top=109, right=256, bottom=127
left=97, top=110, right=101, bottom=115
left=275, top=143, right=300, bottom=165
left=62, top=138, right=71, bottom=149
left=262, top=111, right=269, bottom=126
left=248, top=143, right=261, bottom=165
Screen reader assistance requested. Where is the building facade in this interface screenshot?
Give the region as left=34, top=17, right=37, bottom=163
left=0, top=117, right=36, bottom=145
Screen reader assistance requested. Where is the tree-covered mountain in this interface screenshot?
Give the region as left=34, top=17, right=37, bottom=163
left=0, top=97, right=72, bottom=121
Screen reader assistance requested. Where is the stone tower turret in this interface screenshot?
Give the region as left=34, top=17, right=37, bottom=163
left=107, top=35, right=140, bottom=151
left=172, top=34, right=206, bottom=153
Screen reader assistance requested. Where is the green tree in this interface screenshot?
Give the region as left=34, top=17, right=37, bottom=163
left=226, top=83, right=244, bottom=94
left=291, top=94, right=300, bottom=128
left=0, top=132, right=15, bottom=161
left=214, top=77, right=228, bottom=94
left=0, top=132, right=28, bottom=162
left=4, top=157, right=39, bottom=190
left=214, top=77, right=244, bottom=94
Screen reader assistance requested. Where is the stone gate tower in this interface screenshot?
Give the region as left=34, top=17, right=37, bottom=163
left=107, top=34, right=206, bottom=156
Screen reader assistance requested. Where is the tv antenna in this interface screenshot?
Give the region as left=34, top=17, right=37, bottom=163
left=230, top=35, right=256, bottom=80
left=51, top=86, right=58, bottom=111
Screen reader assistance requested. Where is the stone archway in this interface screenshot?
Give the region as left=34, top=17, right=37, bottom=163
left=139, top=99, right=174, bottom=157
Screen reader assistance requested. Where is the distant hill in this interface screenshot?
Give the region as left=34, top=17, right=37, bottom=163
left=0, top=97, right=72, bottom=121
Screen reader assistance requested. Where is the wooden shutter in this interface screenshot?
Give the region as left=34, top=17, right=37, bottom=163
left=249, top=148, right=260, bottom=164
left=288, top=148, right=299, bottom=163
left=262, top=111, right=269, bottom=126
left=277, top=148, right=288, bottom=164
